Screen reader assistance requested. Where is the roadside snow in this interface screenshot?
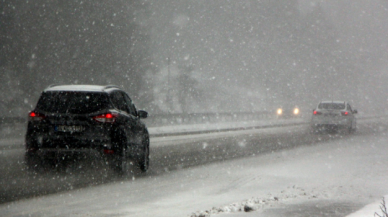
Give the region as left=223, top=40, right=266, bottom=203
left=346, top=196, right=388, bottom=217
left=189, top=130, right=388, bottom=217
left=190, top=186, right=319, bottom=217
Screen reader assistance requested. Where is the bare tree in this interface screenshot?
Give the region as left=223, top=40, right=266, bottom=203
left=375, top=198, right=388, bottom=217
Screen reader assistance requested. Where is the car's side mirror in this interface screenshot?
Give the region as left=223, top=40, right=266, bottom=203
left=353, top=109, right=358, bottom=114
left=138, top=110, right=148, bottom=119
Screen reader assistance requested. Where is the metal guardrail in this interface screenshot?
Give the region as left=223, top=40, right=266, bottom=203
left=8, top=111, right=379, bottom=127
left=0, top=117, right=26, bottom=124
left=144, top=111, right=275, bottom=127
left=0, top=112, right=276, bottom=127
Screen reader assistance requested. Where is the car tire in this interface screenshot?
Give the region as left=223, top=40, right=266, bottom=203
left=116, top=145, right=130, bottom=174
left=347, top=125, right=352, bottom=134
left=112, top=131, right=130, bottom=174
left=139, top=132, right=150, bottom=172
left=25, top=152, right=41, bottom=172
left=310, top=126, right=320, bottom=134
left=350, top=122, right=356, bottom=134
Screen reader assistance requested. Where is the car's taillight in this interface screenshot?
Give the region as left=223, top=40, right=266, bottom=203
left=341, top=111, right=349, bottom=116
left=313, top=110, right=322, bottom=115
left=93, top=113, right=117, bottom=123
left=104, top=149, right=114, bottom=154
left=28, top=111, right=45, bottom=121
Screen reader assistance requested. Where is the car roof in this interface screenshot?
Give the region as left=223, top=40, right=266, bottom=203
left=319, top=101, right=346, bottom=104
left=44, top=85, right=120, bottom=93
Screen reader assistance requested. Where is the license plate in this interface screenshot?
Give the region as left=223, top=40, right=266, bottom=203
left=55, top=125, right=85, bottom=133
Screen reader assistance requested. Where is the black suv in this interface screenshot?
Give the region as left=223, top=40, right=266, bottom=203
left=25, top=85, right=149, bottom=173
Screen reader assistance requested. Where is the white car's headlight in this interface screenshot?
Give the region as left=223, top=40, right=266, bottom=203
left=293, top=108, right=299, bottom=115
left=277, top=108, right=283, bottom=115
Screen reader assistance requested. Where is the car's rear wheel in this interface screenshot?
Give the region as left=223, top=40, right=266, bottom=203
left=25, top=152, right=41, bottom=172
left=347, top=124, right=353, bottom=134
left=349, top=121, right=356, bottom=134
left=112, top=131, right=130, bottom=174
left=116, top=145, right=130, bottom=173
left=310, top=125, right=320, bottom=134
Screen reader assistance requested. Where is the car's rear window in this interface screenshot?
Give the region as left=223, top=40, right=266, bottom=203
left=318, top=102, right=345, bottom=110
left=36, top=91, right=110, bottom=114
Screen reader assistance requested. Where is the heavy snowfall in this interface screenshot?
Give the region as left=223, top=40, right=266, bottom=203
left=1, top=0, right=388, bottom=216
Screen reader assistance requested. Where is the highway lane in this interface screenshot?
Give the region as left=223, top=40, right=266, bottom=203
left=0, top=118, right=385, bottom=204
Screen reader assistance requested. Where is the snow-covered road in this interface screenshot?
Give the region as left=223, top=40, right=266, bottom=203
left=1, top=118, right=387, bottom=216
left=0, top=119, right=309, bottom=204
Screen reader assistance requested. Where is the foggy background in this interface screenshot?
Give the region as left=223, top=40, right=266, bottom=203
left=1, top=0, right=387, bottom=116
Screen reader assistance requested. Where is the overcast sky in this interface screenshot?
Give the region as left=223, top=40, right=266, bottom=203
left=143, top=0, right=388, bottom=112
left=1, top=0, right=387, bottom=114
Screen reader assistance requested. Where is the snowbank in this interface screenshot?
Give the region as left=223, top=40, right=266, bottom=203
left=346, top=196, right=388, bottom=217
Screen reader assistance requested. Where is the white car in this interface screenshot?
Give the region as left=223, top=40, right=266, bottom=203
left=311, top=101, right=357, bottom=133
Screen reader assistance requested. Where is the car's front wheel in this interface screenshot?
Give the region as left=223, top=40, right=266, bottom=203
left=138, top=132, right=149, bottom=172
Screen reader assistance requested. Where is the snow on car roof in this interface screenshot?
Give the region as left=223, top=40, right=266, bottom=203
left=320, top=100, right=346, bottom=104
left=44, top=85, right=119, bottom=92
